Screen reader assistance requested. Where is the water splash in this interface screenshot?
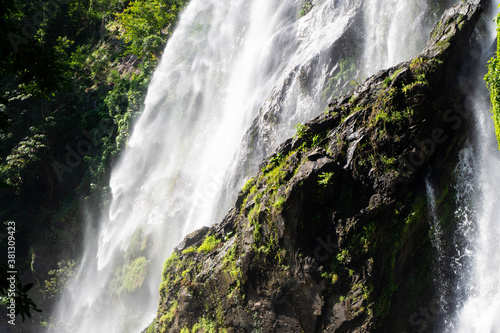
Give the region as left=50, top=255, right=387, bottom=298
left=452, top=88, right=500, bottom=333
left=50, top=0, right=447, bottom=332
left=448, top=1, right=500, bottom=331
left=425, top=174, right=444, bottom=255
left=425, top=172, right=450, bottom=322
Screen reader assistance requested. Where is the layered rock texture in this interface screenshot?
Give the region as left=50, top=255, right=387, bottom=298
left=145, top=2, right=486, bottom=332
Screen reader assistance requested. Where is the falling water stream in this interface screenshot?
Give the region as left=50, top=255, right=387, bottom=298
left=425, top=175, right=444, bottom=257
left=49, top=1, right=464, bottom=332
left=449, top=1, right=500, bottom=331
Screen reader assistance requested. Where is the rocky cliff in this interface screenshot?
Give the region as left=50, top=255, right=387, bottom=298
left=145, top=2, right=487, bottom=332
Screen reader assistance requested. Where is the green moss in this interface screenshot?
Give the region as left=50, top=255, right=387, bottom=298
left=159, top=300, right=178, bottom=328
left=248, top=202, right=262, bottom=226
left=383, top=76, right=392, bottom=87
left=239, top=144, right=309, bottom=263
left=159, top=251, right=200, bottom=299
left=182, top=246, right=196, bottom=254
left=253, top=223, right=263, bottom=244
left=145, top=323, right=156, bottom=333
left=409, top=57, right=426, bottom=74
left=163, top=252, right=179, bottom=271
left=402, top=81, right=420, bottom=94
left=272, top=196, right=286, bottom=210
left=241, top=177, right=255, bottom=195
left=383, top=68, right=403, bottom=88
left=197, top=235, right=221, bottom=254
left=190, top=316, right=219, bottom=333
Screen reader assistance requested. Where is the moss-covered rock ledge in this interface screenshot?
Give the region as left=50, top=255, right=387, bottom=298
left=145, top=2, right=484, bottom=332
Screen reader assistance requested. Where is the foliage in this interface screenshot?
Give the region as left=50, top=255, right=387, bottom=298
left=111, top=256, right=149, bottom=295
left=125, top=228, right=148, bottom=260
left=0, top=264, right=42, bottom=321
left=318, top=172, right=334, bottom=186
left=485, top=13, right=500, bottom=150
left=0, top=0, right=186, bottom=323
left=116, top=0, right=187, bottom=59
left=334, top=58, right=356, bottom=82
left=43, top=260, right=77, bottom=299
left=299, top=1, right=313, bottom=17
left=1, top=133, right=48, bottom=192
left=322, top=57, right=356, bottom=102
left=293, top=123, right=307, bottom=139
left=381, top=155, right=397, bottom=167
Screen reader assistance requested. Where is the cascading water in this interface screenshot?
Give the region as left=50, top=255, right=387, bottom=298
left=50, top=1, right=450, bottom=332
left=425, top=174, right=444, bottom=256
left=448, top=1, right=500, bottom=330
left=424, top=173, right=452, bottom=320
left=362, top=0, right=435, bottom=74
left=450, top=145, right=478, bottom=311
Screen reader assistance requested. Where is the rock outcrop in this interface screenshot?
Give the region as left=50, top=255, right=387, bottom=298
left=145, top=2, right=486, bottom=332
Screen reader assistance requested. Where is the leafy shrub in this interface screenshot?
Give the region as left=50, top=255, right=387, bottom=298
left=116, top=0, right=187, bottom=59
left=44, top=260, right=77, bottom=299
left=110, top=256, right=149, bottom=295
left=485, top=14, right=500, bottom=150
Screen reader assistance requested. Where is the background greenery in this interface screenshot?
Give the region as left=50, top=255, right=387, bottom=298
left=485, top=13, right=500, bottom=149
left=0, top=0, right=186, bottom=329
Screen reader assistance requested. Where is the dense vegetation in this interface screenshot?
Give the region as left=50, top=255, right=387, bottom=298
left=485, top=13, right=500, bottom=150
left=0, top=0, right=186, bottom=329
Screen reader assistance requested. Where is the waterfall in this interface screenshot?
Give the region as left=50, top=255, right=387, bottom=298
left=362, top=0, right=434, bottom=74
left=447, top=1, right=500, bottom=331
left=451, top=146, right=478, bottom=306
left=425, top=174, right=444, bottom=256
left=425, top=174, right=448, bottom=288
left=49, top=1, right=448, bottom=332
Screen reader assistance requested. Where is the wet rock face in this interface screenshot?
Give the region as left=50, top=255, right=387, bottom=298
left=173, top=226, right=210, bottom=252
left=146, top=2, right=485, bottom=333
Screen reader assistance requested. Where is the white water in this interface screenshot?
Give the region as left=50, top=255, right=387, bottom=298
left=50, top=1, right=446, bottom=332
left=425, top=174, right=444, bottom=255
left=451, top=145, right=478, bottom=307
left=425, top=173, right=451, bottom=318
left=450, top=1, right=500, bottom=330
left=363, top=0, right=433, bottom=74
